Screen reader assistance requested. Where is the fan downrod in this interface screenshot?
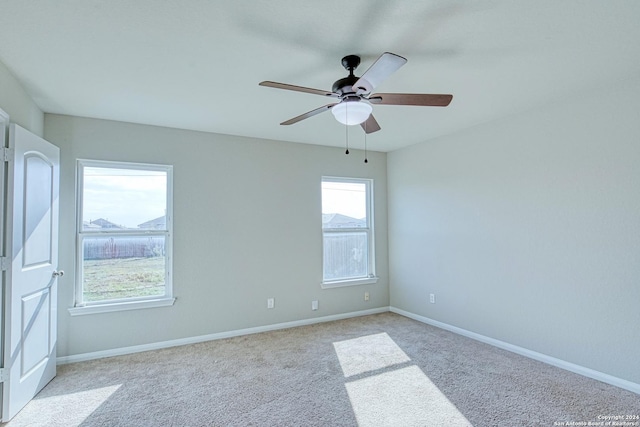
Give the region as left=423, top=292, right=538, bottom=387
left=333, top=55, right=362, bottom=95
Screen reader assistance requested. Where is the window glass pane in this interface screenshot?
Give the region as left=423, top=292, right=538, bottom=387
left=82, top=235, right=166, bottom=302
left=83, top=167, right=167, bottom=231
left=322, top=181, right=367, bottom=229
left=323, top=232, right=368, bottom=281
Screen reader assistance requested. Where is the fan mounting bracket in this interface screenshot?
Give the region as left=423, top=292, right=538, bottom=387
left=341, top=55, right=361, bottom=73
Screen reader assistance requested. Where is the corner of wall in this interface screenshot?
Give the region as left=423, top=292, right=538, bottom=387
left=0, top=60, right=44, bottom=136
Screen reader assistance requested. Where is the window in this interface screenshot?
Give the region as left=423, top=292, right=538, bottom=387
left=70, top=160, right=174, bottom=315
left=321, top=177, right=377, bottom=287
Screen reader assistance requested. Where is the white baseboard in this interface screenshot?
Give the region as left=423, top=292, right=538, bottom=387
left=390, top=306, right=640, bottom=395
left=57, top=307, right=390, bottom=365
left=57, top=305, right=640, bottom=396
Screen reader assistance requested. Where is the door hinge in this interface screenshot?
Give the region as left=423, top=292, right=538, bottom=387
left=2, top=147, right=13, bottom=162
left=0, top=256, right=9, bottom=271
left=0, top=368, right=8, bottom=382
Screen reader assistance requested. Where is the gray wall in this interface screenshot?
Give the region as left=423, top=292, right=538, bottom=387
left=44, top=115, right=389, bottom=357
left=387, top=77, right=640, bottom=384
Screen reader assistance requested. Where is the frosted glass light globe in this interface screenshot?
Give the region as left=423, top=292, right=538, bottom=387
left=331, top=101, right=372, bottom=125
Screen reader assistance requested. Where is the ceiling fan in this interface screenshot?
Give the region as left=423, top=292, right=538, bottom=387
left=259, top=52, right=453, bottom=134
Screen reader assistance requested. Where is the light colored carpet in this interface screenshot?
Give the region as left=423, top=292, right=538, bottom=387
left=2, top=313, right=639, bottom=426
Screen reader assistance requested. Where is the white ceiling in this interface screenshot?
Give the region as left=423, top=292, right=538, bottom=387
left=1, top=1, right=639, bottom=152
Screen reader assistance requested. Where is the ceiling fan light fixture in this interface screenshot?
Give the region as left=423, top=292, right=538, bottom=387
left=260, top=52, right=452, bottom=134
left=331, top=101, right=372, bottom=126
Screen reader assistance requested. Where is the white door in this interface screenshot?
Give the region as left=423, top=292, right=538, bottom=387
left=1, top=124, right=60, bottom=421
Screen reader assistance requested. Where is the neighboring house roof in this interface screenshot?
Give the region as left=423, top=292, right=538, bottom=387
left=322, top=213, right=366, bottom=228
left=86, top=218, right=124, bottom=229
left=138, top=215, right=166, bottom=230
left=82, top=221, right=101, bottom=230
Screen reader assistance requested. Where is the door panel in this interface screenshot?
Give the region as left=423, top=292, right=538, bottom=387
left=23, top=154, right=54, bottom=268
left=21, top=288, right=51, bottom=378
left=2, top=124, right=59, bottom=422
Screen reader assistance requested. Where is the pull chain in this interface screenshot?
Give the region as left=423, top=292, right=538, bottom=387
left=364, top=117, right=368, bottom=163
left=345, top=124, right=349, bottom=155
left=345, top=102, right=350, bottom=155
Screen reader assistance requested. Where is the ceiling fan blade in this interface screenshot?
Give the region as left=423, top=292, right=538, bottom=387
left=353, top=52, right=407, bottom=95
left=260, top=81, right=339, bottom=98
left=368, top=93, right=453, bottom=106
left=360, top=114, right=381, bottom=134
left=280, top=103, right=338, bottom=125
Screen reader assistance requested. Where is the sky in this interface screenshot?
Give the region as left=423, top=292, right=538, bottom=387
left=321, top=181, right=367, bottom=220
left=82, top=167, right=167, bottom=228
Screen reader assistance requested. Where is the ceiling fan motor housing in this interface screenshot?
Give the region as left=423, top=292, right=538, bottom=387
left=332, top=75, right=359, bottom=96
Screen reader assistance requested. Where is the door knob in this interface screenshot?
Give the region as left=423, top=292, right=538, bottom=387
left=53, top=270, right=65, bottom=277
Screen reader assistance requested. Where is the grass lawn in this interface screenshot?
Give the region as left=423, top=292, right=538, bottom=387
left=83, top=256, right=165, bottom=302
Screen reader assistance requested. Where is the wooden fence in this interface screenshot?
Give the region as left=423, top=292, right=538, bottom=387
left=84, top=237, right=165, bottom=260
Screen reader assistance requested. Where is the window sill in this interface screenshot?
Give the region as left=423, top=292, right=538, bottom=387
left=321, top=276, right=379, bottom=289
left=68, top=297, right=176, bottom=316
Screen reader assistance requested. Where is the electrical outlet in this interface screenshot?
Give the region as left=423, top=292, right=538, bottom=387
left=267, top=298, right=275, bottom=309
left=429, top=294, right=435, bottom=304
left=311, top=300, right=318, bottom=311
left=364, top=292, right=370, bottom=301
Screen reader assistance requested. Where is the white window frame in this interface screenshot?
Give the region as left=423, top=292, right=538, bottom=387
left=69, top=159, right=175, bottom=316
left=321, top=176, right=378, bottom=288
